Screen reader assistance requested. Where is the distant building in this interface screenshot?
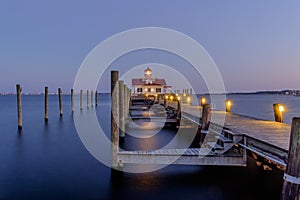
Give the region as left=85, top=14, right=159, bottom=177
left=132, top=67, right=172, bottom=96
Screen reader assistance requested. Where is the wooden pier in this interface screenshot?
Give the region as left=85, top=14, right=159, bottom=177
left=110, top=78, right=299, bottom=198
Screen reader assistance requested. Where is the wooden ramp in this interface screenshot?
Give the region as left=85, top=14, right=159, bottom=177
left=118, top=148, right=246, bottom=166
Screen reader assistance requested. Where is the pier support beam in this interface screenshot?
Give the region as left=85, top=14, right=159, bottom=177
left=281, top=117, right=300, bottom=200
left=119, top=80, right=125, bottom=139
left=111, top=71, right=120, bottom=170
left=16, top=84, right=22, bottom=130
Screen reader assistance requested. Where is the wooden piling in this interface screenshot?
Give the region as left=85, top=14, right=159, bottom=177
left=281, top=117, right=300, bottom=199
left=111, top=71, right=119, bottom=169
left=58, top=88, right=63, bottom=116
left=87, top=90, right=89, bottom=107
left=176, top=99, right=181, bottom=126
left=80, top=90, right=83, bottom=110
left=95, top=90, right=98, bottom=107
left=273, top=103, right=283, bottom=123
left=190, top=88, right=193, bottom=103
left=119, top=81, right=125, bottom=139
left=45, top=87, right=48, bottom=121
left=71, top=89, right=74, bottom=112
left=16, top=84, right=22, bottom=130
left=91, top=90, right=94, bottom=107
left=164, top=96, right=168, bottom=109
left=202, top=104, right=211, bottom=130
left=124, top=85, right=128, bottom=121
left=200, top=104, right=211, bottom=146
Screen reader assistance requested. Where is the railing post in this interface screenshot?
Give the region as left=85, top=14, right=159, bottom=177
left=281, top=117, right=300, bottom=199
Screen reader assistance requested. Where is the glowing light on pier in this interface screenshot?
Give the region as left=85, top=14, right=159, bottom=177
left=187, top=97, right=191, bottom=104
left=225, top=100, right=232, bottom=112
left=170, top=96, right=174, bottom=101
left=201, top=97, right=206, bottom=106
left=165, top=95, right=169, bottom=100
left=279, top=105, right=284, bottom=112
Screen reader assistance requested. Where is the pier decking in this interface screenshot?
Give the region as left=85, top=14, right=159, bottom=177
left=169, top=102, right=291, bottom=152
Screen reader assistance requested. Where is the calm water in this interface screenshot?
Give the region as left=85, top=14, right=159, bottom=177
left=1, top=94, right=298, bottom=199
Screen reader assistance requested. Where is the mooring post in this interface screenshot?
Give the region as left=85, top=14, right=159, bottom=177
left=164, top=95, right=168, bottom=109
left=91, top=90, right=93, bottom=107
left=87, top=90, right=89, bottom=107
left=281, top=117, right=300, bottom=200
left=45, top=87, right=49, bottom=122
left=273, top=103, right=284, bottom=123
left=58, top=88, right=63, bottom=116
left=111, top=71, right=120, bottom=170
left=124, top=85, right=128, bottom=121
left=71, top=89, right=74, bottom=112
left=190, top=88, right=193, bottom=104
left=16, top=84, right=22, bottom=130
left=176, top=98, right=182, bottom=126
left=129, top=89, right=132, bottom=106
left=80, top=90, right=83, bottom=110
left=95, top=90, right=98, bottom=107
left=119, top=80, right=125, bottom=139
left=200, top=104, right=211, bottom=146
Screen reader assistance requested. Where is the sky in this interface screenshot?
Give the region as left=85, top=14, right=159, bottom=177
left=0, top=0, right=300, bottom=93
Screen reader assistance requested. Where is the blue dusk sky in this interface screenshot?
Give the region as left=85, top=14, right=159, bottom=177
left=0, top=0, right=299, bottom=93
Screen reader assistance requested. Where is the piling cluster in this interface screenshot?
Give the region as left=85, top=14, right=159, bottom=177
left=15, top=84, right=98, bottom=130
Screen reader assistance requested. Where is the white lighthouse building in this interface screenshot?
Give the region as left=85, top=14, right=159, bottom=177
left=132, top=67, right=172, bottom=96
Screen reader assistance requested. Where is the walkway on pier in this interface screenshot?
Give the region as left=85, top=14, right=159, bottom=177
left=169, top=102, right=291, bottom=152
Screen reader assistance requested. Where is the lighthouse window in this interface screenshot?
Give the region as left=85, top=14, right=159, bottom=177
left=137, top=88, right=142, bottom=93
left=156, top=88, right=161, bottom=93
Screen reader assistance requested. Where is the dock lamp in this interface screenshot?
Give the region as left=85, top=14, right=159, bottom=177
left=225, top=100, right=232, bottom=112
left=201, top=97, right=206, bottom=106
left=177, top=96, right=181, bottom=101
left=165, top=95, right=169, bottom=100
left=170, top=96, right=174, bottom=101
left=187, top=97, right=191, bottom=104
left=273, top=104, right=284, bottom=123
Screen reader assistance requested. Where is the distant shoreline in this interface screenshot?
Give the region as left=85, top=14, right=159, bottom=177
left=1, top=90, right=299, bottom=96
